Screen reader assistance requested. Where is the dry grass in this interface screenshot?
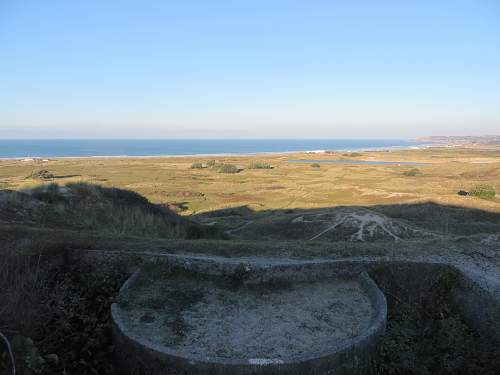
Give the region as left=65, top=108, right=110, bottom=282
left=0, top=249, right=48, bottom=336
left=0, top=183, right=223, bottom=239
left=2, top=147, right=498, bottom=216
left=0, top=241, right=128, bottom=374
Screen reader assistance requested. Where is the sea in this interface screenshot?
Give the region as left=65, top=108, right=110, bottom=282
left=0, top=139, right=422, bottom=159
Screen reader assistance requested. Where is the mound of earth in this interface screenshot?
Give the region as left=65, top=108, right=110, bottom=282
left=0, top=183, right=221, bottom=239
left=214, top=207, right=438, bottom=242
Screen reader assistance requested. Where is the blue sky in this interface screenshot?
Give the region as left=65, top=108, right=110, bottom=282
left=1, top=0, right=499, bottom=138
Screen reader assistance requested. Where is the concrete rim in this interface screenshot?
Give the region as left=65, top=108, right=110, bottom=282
left=111, top=260, right=387, bottom=369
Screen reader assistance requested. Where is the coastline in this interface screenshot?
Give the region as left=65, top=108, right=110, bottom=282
left=0, top=141, right=427, bottom=160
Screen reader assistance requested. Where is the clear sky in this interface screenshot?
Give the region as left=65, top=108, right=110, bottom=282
left=1, top=0, right=499, bottom=139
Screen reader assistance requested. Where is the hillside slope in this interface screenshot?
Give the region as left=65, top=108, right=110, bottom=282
left=0, top=183, right=222, bottom=239
left=195, top=203, right=500, bottom=242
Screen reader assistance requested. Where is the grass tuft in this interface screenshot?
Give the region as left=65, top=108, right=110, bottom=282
left=469, top=184, right=496, bottom=199
left=403, top=168, right=421, bottom=177
left=190, top=162, right=204, bottom=169
left=248, top=161, right=272, bottom=169
left=218, top=164, right=239, bottom=174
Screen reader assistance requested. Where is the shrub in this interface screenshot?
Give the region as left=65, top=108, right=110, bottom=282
left=0, top=251, right=49, bottom=337
left=372, top=268, right=500, bottom=374
left=469, top=184, right=496, bottom=199
left=311, top=163, right=321, bottom=168
left=248, top=161, right=272, bottom=169
left=65, top=181, right=102, bottom=202
left=403, top=168, right=421, bottom=177
left=206, top=160, right=216, bottom=167
left=0, top=260, right=128, bottom=375
left=190, top=162, right=204, bottom=169
left=218, top=164, right=239, bottom=174
left=30, top=183, right=63, bottom=203
left=27, top=170, right=54, bottom=180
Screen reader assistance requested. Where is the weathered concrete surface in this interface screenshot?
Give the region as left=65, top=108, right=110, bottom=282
left=112, top=266, right=386, bottom=375
left=69, top=248, right=500, bottom=372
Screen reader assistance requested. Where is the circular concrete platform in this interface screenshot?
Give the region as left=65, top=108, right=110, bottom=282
left=112, top=262, right=386, bottom=374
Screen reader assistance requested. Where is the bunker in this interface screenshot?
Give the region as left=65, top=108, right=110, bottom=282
left=112, top=261, right=387, bottom=375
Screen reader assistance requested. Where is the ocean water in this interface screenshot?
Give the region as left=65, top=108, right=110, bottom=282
left=0, top=139, right=419, bottom=159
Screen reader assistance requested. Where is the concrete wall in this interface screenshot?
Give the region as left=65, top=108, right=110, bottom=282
left=111, top=264, right=387, bottom=375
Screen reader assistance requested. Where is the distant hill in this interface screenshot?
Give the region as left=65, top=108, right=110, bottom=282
left=0, top=183, right=223, bottom=239
left=418, top=135, right=500, bottom=146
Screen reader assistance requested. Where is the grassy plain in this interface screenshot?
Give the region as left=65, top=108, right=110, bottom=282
left=1, top=147, right=499, bottom=216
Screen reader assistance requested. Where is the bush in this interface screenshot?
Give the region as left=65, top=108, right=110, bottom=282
left=403, top=168, right=421, bottom=177
left=0, top=251, right=50, bottom=338
left=206, top=160, right=216, bottom=167
left=373, top=269, right=500, bottom=374
left=0, top=259, right=128, bottom=375
left=311, top=163, right=321, bottom=168
left=218, top=164, right=239, bottom=174
left=190, top=162, right=204, bottom=169
left=27, top=170, right=54, bottom=180
left=30, top=183, right=63, bottom=203
left=469, top=184, right=496, bottom=199
left=248, top=161, right=272, bottom=169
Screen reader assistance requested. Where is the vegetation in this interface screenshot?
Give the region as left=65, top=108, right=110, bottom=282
left=248, top=161, right=272, bottom=169
left=469, top=184, right=496, bottom=199
left=373, top=269, right=500, bottom=374
left=190, top=162, right=204, bottom=169
left=0, top=183, right=222, bottom=239
left=1, top=147, right=499, bottom=214
left=27, top=170, right=55, bottom=180
left=371, top=202, right=500, bottom=236
left=192, top=160, right=221, bottom=169
left=311, top=163, right=321, bottom=168
left=0, top=249, right=126, bottom=375
left=218, top=164, right=239, bottom=174
left=402, top=168, right=421, bottom=176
